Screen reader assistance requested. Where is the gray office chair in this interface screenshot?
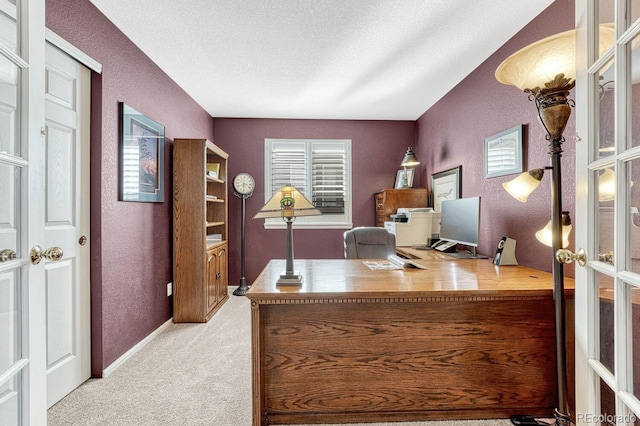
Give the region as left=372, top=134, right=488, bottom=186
left=344, top=227, right=396, bottom=259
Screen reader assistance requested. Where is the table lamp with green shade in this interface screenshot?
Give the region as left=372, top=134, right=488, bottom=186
left=254, top=185, right=322, bottom=285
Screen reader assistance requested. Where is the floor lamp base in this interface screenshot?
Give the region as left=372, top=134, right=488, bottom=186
left=233, top=277, right=250, bottom=296
left=554, top=409, right=572, bottom=426
left=510, top=410, right=572, bottom=426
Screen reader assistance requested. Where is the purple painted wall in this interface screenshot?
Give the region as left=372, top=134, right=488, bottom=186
left=47, top=0, right=214, bottom=374
left=416, top=0, right=576, bottom=276
left=214, top=119, right=416, bottom=285
left=45, top=0, right=577, bottom=375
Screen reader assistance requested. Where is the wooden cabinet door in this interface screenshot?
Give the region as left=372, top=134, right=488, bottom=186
left=217, top=244, right=228, bottom=300
left=206, top=247, right=219, bottom=313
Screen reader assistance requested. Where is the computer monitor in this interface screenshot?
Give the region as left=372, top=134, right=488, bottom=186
left=439, top=196, right=486, bottom=258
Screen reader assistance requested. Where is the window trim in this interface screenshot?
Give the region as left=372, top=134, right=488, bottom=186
left=263, top=138, right=352, bottom=230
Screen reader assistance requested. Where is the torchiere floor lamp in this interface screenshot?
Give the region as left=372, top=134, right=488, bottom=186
left=496, top=26, right=614, bottom=426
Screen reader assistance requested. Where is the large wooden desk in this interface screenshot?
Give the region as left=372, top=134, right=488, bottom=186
left=246, top=253, right=574, bottom=425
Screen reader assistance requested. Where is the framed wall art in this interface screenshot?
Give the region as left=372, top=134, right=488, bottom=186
left=394, top=168, right=415, bottom=188
left=484, top=124, right=524, bottom=178
left=119, top=103, right=165, bottom=202
left=431, top=166, right=461, bottom=213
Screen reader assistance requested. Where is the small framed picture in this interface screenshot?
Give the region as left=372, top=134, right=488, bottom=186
left=431, top=166, right=461, bottom=213
left=119, top=103, right=165, bottom=202
left=484, top=125, right=524, bottom=178
left=394, top=169, right=414, bottom=188
left=207, top=163, right=220, bottom=179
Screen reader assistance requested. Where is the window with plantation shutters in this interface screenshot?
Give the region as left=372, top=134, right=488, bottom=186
left=264, top=139, right=352, bottom=229
left=311, top=142, right=346, bottom=214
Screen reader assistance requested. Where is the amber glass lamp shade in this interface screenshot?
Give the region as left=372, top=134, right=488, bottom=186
left=496, top=30, right=577, bottom=90
left=535, top=212, right=572, bottom=248
left=502, top=169, right=544, bottom=203
left=495, top=25, right=614, bottom=91
left=497, top=25, right=614, bottom=142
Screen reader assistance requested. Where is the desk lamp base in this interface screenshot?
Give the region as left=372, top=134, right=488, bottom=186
left=277, top=273, right=303, bottom=286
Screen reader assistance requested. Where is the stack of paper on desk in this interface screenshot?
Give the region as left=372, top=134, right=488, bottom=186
left=362, top=256, right=427, bottom=270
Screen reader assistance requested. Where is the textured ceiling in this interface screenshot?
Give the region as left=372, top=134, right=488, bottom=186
left=88, top=0, right=554, bottom=120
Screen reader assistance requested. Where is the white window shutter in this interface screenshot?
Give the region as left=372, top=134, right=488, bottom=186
left=311, top=145, right=345, bottom=215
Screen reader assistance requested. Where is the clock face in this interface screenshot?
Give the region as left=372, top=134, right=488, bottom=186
left=233, top=173, right=255, bottom=195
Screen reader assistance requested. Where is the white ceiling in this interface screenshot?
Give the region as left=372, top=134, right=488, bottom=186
left=88, top=0, right=555, bottom=121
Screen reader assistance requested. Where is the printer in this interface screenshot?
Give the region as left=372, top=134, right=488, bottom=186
left=384, top=208, right=441, bottom=246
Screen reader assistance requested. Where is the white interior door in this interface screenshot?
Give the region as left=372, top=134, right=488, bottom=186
left=0, top=0, right=47, bottom=424
left=43, top=42, right=91, bottom=408
left=575, top=1, right=640, bottom=425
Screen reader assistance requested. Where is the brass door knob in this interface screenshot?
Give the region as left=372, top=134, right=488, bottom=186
left=556, top=247, right=587, bottom=267
left=30, top=245, right=64, bottom=265
left=0, top=249, right=17, bottom=263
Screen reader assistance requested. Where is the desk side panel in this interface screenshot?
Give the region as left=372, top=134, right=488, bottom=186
left=260, top=299, right=557, bottom=423
left=251, top=301, right=266, bottom=426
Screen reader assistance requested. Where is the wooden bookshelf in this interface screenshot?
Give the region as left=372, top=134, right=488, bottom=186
left=173, top=139, right=229, bottom=322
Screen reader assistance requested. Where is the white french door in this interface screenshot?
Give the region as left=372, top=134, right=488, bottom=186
left=0, top=0, right=47, bottom=425
left=575, top=1, right=640, bottom=425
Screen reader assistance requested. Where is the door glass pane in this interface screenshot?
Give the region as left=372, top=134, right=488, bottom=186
left=631, top=33, right=640, bottom=150
left=0, top=0, right=18, bottom=55
left=598, top=58, right=615, bottom=158
left=0, top=54, right=21, bottom=158
left=617, top=403, right=640, bottom=426
left=599, top=272, right=615, bottom=373
left=0, top=269, right=20, bottom=377
left=632, top=0, right=640, bottom=29
left=599, top=0, right=615, bottom=38
left=0, top=371, right=21, bottom=426
left=600, top=377, right=617, bottom=424
left=631, top=158, right=640, bottom=273
left=598, top=168, right=615, bottom=263
left=0, top=162, right=20, bottom=258
left=632, top=284, right=640, bottom=401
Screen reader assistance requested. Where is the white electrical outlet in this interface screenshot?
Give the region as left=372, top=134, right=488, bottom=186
left=167, top=282, right=173, bottom=297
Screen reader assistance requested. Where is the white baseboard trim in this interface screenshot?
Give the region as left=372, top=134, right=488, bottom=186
left=102, top=318, right=173, bottom=378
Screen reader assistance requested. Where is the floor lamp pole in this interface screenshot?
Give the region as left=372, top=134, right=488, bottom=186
left=551, top=144, right=570, bottom=426
left=532, top=78, right=573, bottom=425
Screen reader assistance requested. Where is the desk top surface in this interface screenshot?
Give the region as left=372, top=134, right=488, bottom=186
left=246, top=250, right=574, bottom=301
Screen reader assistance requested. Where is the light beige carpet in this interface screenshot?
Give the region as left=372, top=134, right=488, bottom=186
left=47, top=287, right=517, bottom=426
